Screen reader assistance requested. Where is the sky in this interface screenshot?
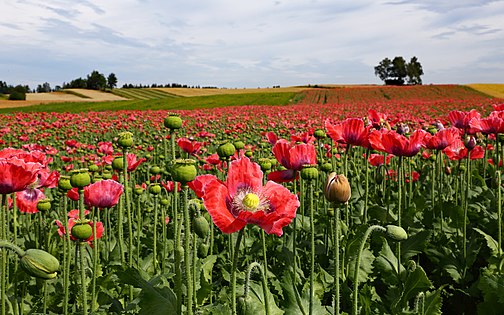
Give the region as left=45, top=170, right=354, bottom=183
left=1, top=0, right=503, bottom=89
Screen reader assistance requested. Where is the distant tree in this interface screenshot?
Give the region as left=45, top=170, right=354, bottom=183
left=8, top=85, right=27, bottom=100
left=36, top=82, right=51, bottom=93
left=406, top=56, right=423, bottom=85
left=107, top=73, right=118, bottom=89
left=0, top=81, right=8, bottom=94
left=87, top=70, right=107, bottom=90
left=375, top=56, right=423, bottom=85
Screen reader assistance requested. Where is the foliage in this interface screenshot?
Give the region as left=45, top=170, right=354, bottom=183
left=375, top=56, right=424, bottom=85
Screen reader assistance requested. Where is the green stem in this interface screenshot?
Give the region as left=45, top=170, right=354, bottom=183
left=364, top=149, right=370, bottom=224
left=334, top=203, right=341, bottom=315
left=397, top=157, right=403, bottom=271
left=231, top=229, right=245, bottom=315
left=174, top=182, right=182, bottom=315
left=153, top=195, right=159, bottom=274
left=463, top=153, right=470, bottom=275
left=260, top=230, right=271, bottom=315
left=352, top=225, right=386, bottom=315
left=309, top=180, right=315, bottom=315
left=79, top=242, right=88, bottom=315
left=497, top=171, right=502, bottom=259
left=183, top=186, right=193, bottom=315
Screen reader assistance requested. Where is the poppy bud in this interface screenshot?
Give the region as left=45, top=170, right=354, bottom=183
left=70, top=169, right=91, bottom=188
left=198, top=243, right=209, bottom=257
left=324, top=173, right=351, bottom=203
left=71, top=221, right=93, bottom=240
left=217, top=142, right=236, bottom=159
left=37, top=198, right=51, bottom=212
left=245, top=150, right=253, bottom=158
left=171, top=159, right=197, bottom=184
left=20, top=249, right=60, bottom=280
left=444, top=166, right=452, bottom=175
left=164, top=113, right=183, bottom=130
left=258, top=158, right=272, bottom=172
left=111, top=157, right=124, bottom=170
left=117, top=131, right=134, bottom=148
left=464, top=136, right=476, bottom=150
left=385, top=225, right=408, bottom=241
left=193, top=216, right=210, bottom=238
left=150, top=166, right=161, bottom=175
left=301, top=164, right=319, bottom=181
left=160, top=198, right=170, bottom=206
left=134, top=186, right=144, bottom=195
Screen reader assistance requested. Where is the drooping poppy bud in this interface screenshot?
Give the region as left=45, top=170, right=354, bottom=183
left=20, top=249, right=60, bottom=280
left=385, top=225, right=408, bottom=241
left=324, top=172, right=351, bottom=203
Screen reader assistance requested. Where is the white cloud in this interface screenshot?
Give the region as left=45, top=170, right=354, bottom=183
left=0, top=0, right=503, bottom=88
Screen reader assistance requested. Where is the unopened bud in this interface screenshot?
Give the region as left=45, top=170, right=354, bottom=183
left=324, top=173, right=351, bottom=203
left=20, top=249, right=60, bottom=280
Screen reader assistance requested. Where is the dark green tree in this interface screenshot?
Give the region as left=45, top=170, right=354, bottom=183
left=107, top=73, right=118, bottom=89
left=374, top=56, right=423, bottom=85
left=36, top=82, right=51, bottom=93
left=406, top=56, right=423, bottom=85
left=86, top=70, right=107, bottom=90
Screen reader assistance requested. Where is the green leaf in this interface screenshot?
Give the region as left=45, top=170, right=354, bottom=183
left=197, top=255, right=218, bottom=305
left=478, top=271, right=504, bottom=304
left=422, top=286, right=445, bottom=315
left=374, top=237, right=400, bottom=286
left=348, top=248, right=375, bottom=283
left=474, top=228, right=501, bottom=257
left=280, top=271, right=329, bottom=315
left=401, top=230, right=432, bottom=261
left=117, top=267, right=177, bottom=315
left=396, top=266, right=432, bottom=311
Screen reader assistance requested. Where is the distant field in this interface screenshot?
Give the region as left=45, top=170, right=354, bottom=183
left=154, top=86, right=307, bottom=97
left=465, top=84, right=504, bottom=98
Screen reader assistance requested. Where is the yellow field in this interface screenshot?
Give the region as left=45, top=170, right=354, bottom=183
left=154, top=87, right=308, bottom=97
left=466, top=84, right=504, bottom=98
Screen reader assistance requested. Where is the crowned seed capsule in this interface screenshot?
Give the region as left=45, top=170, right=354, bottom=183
left=70, top=169, right=91, bottom=188
left=164, top=114, right=183, bottom=130
left=117, top=131, right=134, bottom=148
left=217, top=142, right=236, bottom=159
left=71, top=222, right=93, bottom=240
left=171, top=159, right=197, bottom=184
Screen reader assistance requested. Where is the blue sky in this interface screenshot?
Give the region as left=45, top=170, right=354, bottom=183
left=1, top=0, right=503, bottom=89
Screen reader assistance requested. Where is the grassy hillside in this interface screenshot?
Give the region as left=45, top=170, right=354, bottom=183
left=111, top=88, right=178, bottom=100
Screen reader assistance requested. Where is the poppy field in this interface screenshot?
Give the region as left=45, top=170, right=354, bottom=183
left=1, top=85, right=504, bottom=315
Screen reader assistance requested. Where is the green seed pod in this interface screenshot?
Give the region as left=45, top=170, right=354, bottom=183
left=300, top=164, right=319, bottom=181
left=385, top=225, right=408, bottom=241
left=117, top=131, right=134, bottom=148
left=164, top=113, right=183, bottom=130
left=160, top=198, right=170, bottom=206
left=58, top=175, right=73, bottom=191
left=102, top=171, right=113, bottom=179
left=314, top=129, right=326, bottom=139
left=193, top=216, right=210, bottom=238
left=198, top=243, right=209, bottom=258
left=149, top=184, right=162, bottom=195
left=71, top=222, right=93, bottom=240
left=20, top=249, right=60, bottom=280
left=171, top=159, right=197, bottom=184
left=234, top=141, right=245, bottom=150
left=320, top=162, right=332, bottom=173
left=88, top=164, right=99, bottom=172
left=36, top=198, right=51, bottom=212
left=176, top=246, right=185, bottom=257
left=134, top=187, right=144, bottom=195
left=70, top=169, right=91, bottom=188
left=217, top=142, right=236, bottom=159
left=245, top=150, right=253, bottom=158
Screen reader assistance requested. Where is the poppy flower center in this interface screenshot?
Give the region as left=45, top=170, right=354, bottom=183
left=242, top=193, right=260, bottom=211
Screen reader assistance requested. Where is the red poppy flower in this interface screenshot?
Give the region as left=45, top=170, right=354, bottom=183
left=368, top=153, right=393, bottom=167
left=126, top=153, right=146, bottom=172
left=443, top=139, right=485, bottom=160
left=56, top=217, right=103, bottom=245
left=177, top=138, right=202, bottom=156
left=423, top=127, right=460, bottom=151
left=161, top=180, right=182, bottom=193
left=469, top=116, right=504, bottom=135
left=448, top=109, right=480, bottom=133
left=369, top=129, right=427, bottom=157
left=16, top=188, right=45, bottom=214
left=97, top=141, right=114, bottom=155
left=325, top=118, right=370, bottom=148
left=84, top=179, right=123, bottom=208
left=266, top=131, right=278, bottom=145
left=368, top=109, right=389, bottom=129
left=0, top=158, right=39, bottom=195
left=196, top=157, right=299, bottom=236
left=268, top=139, right=317, bottom=182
